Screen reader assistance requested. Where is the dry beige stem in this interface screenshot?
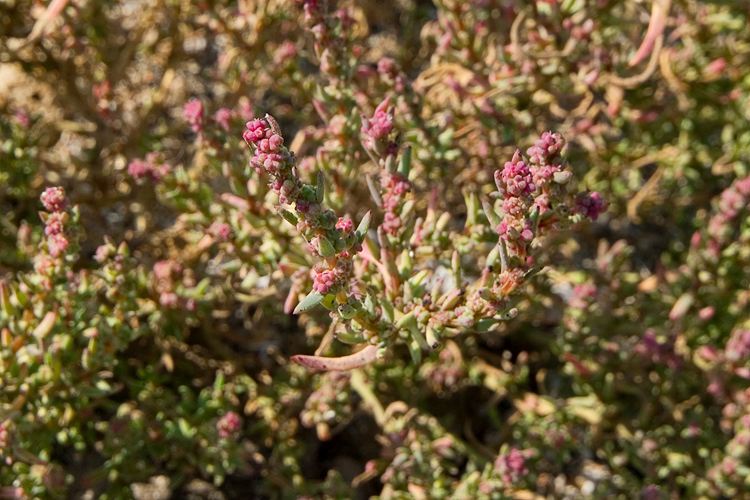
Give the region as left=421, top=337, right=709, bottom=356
left=627, top=164, right=665, bottom=222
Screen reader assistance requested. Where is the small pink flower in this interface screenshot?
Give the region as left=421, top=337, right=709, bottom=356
left=335, top=217, right=353, bottom=234
left=313, top=269, right=337, bottom=294
left=94, top=244, right=113, bottom=263
left=183, top=99, right=205, bottom=133
left=14, top=109, right=30, bottom=128
left=574, top=191, right=608, bottom=221
left=128, top=155, right=170, bottom=182
left=526, top=131, right=565, bottom=165
left=159, top=292, right=179, bottom=308
left=377, top=57, right=397, bottom=75
left=274, top=40, right=298, bottom=65
left=0, top=422, right=12, bottom=452
left=217, top=411, right=242, bottom=438
left=238, top=101, right=254, bottom=121
left=361, top=97, right=393, bottom=153
left=209, top=222, right=231, bottom=241
left=705, top=58, right=726, bottom=77
left=127, top=159, right=151, bottom=181
left=40, top=187, right=67, bottom=213
left=496, top=150, right=535, bottom=198
left=213, top=108, right=232, bottom=131
left=44, top=213, right=66, bottom=236
left=48, top=233, right=69, bottom=257
left=494, top=448, right=529, bottom=484
left=153, top=260, right=181, bottom=281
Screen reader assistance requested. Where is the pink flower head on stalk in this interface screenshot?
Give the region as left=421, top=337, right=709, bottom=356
left=574, top=191, right=608, bottom=221
left=527, top=131, right=565, bottom=166
left=0, top=421, right=11, bottom=454
left=94, top=244, right=113, bottom=264
left=335, top=217, right=353, bottom=234
left=208, top=222, right=231, bottom=241
left=153, top=260, right=182, bottom=282
left=40, top=187, right=67, bottom=213
left=239, top=101, right=254, bottom=121
left=274, top=40, right=298, bottom=65
left=213, top=108, right=232, bottom=131
left=128, top=152, right=171, bottom=183
left=495, top=150, right=535, bottom=198
left=127, top=159, right=151, bottom=180
left=14, top=109, right=30, bottom=128
left=377, top=57, right=397, bottom=76
left=44, top=213, right=65, bottom=236
left=241, top=115, right=364, bottom=304
left=494, top=448, right=529, bottom=484
left=361, top=97, right=394, bottom=154
left=244, top=118, right=287, bottom=181
left=39, top=187, right=71, bottom=259
left=380, top=171, right=411, bottom=236
left=294, top=0, right=320, bottom=22
left=183, top=99, right=204, bottom=133
left=217, top=411, right=241, bottom=438
left=47, top=233, right=69, bottom=258
left=312, top=269, right=338, bottom=294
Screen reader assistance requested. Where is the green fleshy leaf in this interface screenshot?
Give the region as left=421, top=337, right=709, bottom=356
left=355, top=211, right=372, bottom=243
left=398, top=146, right=412, bottom=178
left=294, top=290, right=324, bottom=314
left=316, top=171, right=325, bottom=203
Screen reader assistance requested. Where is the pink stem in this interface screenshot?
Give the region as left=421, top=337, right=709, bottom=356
left=629, top=0, right=671, bottom=67
left=27, top=0, right=71, bottom=42
left=292, top=344, right=378, bottom=371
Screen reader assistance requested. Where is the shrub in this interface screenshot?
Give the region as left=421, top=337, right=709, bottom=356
left=1, top=0, right=750, bottom=499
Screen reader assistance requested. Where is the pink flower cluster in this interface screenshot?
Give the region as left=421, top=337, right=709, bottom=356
left=14, top=108, right=30, bottom=128
left=574, top=191, right=607, bottom=221
left=216, top=411, right=241, bottom=438
left=242, top=116, right=361, bottom=301
left=243, top=117, right=303, bottom=206
left=312, top=269, right=337, bottom=294
left=494, top=151, right=537, bottom=253
left=212, top=108, right=232, bottom=131
left=152, top=260, right=196, bottom=311
left=40, top=187, right=70, bottom=258
left=40, top=187, right=67, bottom=213
left=208, top=221, right=231, bottom=241
left=381, top=172, right=410, bottom=235
left=294, top=0, right=319, bottom=23
left=311, top=250, right=355, bottom=295
left=244, top=119, right=284, bottom=170
left=0, top=421, right=11, bottom=458
left=491, top=133, right=607, bottom=262
left=361, top=97, right=394, bottom=154
left=496, top=151, right=536, bottom=199
left=335, top=217, right=353, bottom=234
left=127, top=152, right=171, bottom=183
left=183, top=99, right=204, bottom=133
left=273, top=40, right=298, bottom=65
left=494, top=448, right=529, bottom=484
